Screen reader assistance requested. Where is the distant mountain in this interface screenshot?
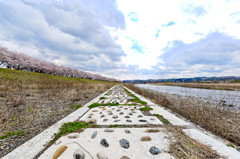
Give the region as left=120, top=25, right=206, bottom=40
left=123, top=76, right=240, bottom=83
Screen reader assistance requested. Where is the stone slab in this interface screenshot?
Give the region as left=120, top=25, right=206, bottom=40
left=39, top=128, right=174, bottom=159
left=80, top=105, right=163, bottom=125
left=150, top=106, right=190, bottom=126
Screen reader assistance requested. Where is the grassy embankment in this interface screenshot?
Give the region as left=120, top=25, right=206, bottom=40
left=124, top=84, right=240, bottom=148
left=0, top=68, right=116, bottom=157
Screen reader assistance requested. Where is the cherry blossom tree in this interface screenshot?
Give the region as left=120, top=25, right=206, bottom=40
left=0, top=46, right=121, bottom=82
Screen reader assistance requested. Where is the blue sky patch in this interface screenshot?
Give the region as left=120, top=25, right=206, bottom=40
left=155, top=29, right=161, bottom=38
left=167, top=21, right=176, bottom=26
left=128, top=12, right=138, bottom=22
left=131, top=41, right=144, bottom=53
left=162, top=21, right=176, bottom=27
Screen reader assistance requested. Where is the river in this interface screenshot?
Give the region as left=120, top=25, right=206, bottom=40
left=136, top=84, right=240, bottom=109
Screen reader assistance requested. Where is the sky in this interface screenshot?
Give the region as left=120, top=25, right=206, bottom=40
left=0, top=0, right=240, bottom=80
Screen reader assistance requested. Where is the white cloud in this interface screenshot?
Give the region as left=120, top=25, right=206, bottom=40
left=0, top=0, right=125, bottom=77
left=0, top=0, right=240, bottom=80
left=109, top=0, right=240, bottom=79
left=0, top=40, right=40, bottom=57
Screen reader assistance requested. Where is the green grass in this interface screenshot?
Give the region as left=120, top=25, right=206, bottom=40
left=140, top=106, right=153, bottom=111
left=52, top=121, right=88, bottom=143
left=127, top=103, right=138, bottom=106
left=104, top=90, right=113, bottom=96
left=227, top=143, right=235, bottom=148
left=0, top=130, right=26, bottom=139
left=69, top=105, right=82, bottom=109
left=100, top=97, right=107, bottom=100
left=88, top=103, right=101, bottom=108
left=28, top=108, right=33, bottom=112
left=139, top=100, right=147, bottom=105
left=88, top=102, right=119, bottom=108
left=0, top=68, right=117, bottom=83
left=123, top=88, right=147, bottom=105
left=153, top=114, right=169, bottom=125
left=45, top=121, right=98, bottom=147
left=109, top=124, right=119, bottom=128
left=130, top=96, right=147, bottom=105
left=130, top=96, right=138, bottom=102
left=124, top=88, right=131, bottom=94
left=12, top=115, right=18, bottom=121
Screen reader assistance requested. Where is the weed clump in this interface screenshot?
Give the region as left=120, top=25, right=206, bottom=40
left=69, top=105, right=82, bottom=109
left=153, top=114, right=169, bottom=125
left=140, top=106, right=153, bottom=111
left=124, top=88, right=147, bottom=105
left=88, top=102, right=118, bottom=108
left=109, top=124, right=119, bottom=128
left=0, top=129, right=26, bottom=139
left=52, top=121, right=88, bottom=143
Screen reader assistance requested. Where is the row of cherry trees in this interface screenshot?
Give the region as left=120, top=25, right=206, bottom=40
left=0, top=46, right=121, bottom=82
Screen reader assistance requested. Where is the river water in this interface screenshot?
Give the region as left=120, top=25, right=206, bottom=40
left=136, top=84, right=240, bottom=109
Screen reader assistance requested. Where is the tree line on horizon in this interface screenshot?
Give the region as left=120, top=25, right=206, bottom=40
left=0, top=46, right=121, bottom=82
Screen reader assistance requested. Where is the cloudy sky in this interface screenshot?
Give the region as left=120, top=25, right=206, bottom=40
left=0, top=0, right=240, bottom=80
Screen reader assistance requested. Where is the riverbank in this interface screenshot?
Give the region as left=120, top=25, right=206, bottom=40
left=124, top=84, right=240, bottom=147
left=156, top=82, right=240, bottom=91
left=137, top=84, right=240, bottom=109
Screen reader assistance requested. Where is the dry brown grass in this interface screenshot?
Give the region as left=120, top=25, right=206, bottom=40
left=124, top=84, right=240, bottom=147
left=0, top=69, right=116, bottom=157
left=140, top=136, right=152, bottom=141
left=166, top=126, right=221, bottom=159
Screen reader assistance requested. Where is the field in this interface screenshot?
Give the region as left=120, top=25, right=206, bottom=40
left=124, top=84, right=240, bottom=148
left=0, top=68, right=116, bottom=157
left=157, top=82, right=240, bottom=91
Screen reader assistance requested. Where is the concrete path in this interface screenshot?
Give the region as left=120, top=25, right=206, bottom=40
left=2, top=85, right=240, bottom=159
